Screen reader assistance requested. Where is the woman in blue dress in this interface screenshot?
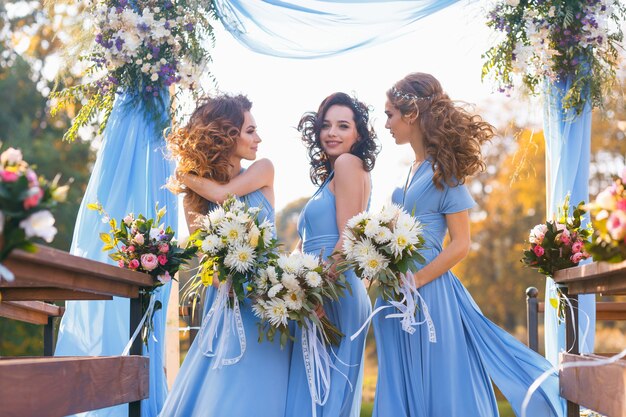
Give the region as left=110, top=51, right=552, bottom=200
left=285, top=92, right=379, bottom=417
left=373, top=73, right=564, bottom=417
left=160, top=94, right=292, bottom=417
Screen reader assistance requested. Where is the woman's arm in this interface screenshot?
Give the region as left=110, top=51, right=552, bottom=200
left=332, top=153, right=369, bottom=255
left=411, top=210, right=471, bottom=288
left=182, top=158, right=274, bottom=204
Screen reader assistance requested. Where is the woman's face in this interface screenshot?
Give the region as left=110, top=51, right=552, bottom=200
left=234, top=111, right=261, bottom=161
left=320, top=104, right=359, bottom=161
left=384, top=99, right=414, bottom=145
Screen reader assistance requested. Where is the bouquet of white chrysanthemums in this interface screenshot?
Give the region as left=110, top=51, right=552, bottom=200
left=187, top=195, right=279, bottom=367
left=252, top=252, right=347, bottom=348
left=340, top=204, right=426, bottom=300
left=187, top=195, right=278, bottom=300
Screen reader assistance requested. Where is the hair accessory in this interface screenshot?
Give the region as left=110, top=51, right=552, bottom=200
left=391, top=86, right=432, bottom=102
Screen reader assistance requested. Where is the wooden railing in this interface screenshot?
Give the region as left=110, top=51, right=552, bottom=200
left=553, top=260, right=626, bottom=417
left=0, top=244, right=152, bottom=417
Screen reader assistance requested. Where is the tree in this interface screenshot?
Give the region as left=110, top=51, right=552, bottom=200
left=275, top=197, right=308, bottom=252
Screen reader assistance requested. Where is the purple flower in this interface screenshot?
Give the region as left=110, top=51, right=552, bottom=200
left=95, top=33, right=103, bottom=45
left=185, top=23, right=194, bottom=32
left=138, top=23, right=149, bottom=32
left=115, top=37, right=124, bottom=52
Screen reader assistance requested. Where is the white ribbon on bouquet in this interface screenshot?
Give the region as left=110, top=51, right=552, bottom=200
left=301, top=317, right=333, bottom=417
left=197, top=280, right=246, bottom=369
left=122, top=292, right=157, bottom=356
left=350, top=270, right=436, bottom=343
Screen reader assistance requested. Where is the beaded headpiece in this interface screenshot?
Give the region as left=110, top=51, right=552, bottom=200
left=390, top=86, right=433, bottom=102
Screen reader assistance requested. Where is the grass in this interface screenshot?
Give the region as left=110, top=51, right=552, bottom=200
left=359, top=401, right=514, bottom=417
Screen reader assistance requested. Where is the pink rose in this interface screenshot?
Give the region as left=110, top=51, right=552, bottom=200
left=533, top=245, right=545, bottom=257
left=128, top=259, right=140, bottom=270
left=23, top=187, right=43, bottom=209
left=133, top=233, right=145, bottom=245
left=127, top=245, right=135, bottom=253
left=157, top=271, right=172, bottom=284
left=141, top=253, right=159, bottom=271
left=559, top=232, right=571, bottom=246
left=118, top=260, right=125, bottom=268
left=157, top=254, right=168, bottom=265
left=608, top=210, right=626, bottom=241
left=123, top=215, right=134, bottom=225
left=571, top=240, right=583, bottom=253
left=0, top=170, right=18, bottom=182
left=571, top=252, right=584, bottom=264
left=158, top=243, right=169, bottom=254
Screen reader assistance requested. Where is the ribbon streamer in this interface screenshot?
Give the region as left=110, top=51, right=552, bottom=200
left=301, top=317, right=332, bottom=417
left=122, top=293, right=157, bottom=356
left=196, top=280, right=247, bottom=368
left=0, top=263, right=14, bottom=282
left=351, top=271, right=436, bottom=342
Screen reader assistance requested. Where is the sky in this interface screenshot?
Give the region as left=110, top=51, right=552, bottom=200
left=200, top=0, right=538, bottom=213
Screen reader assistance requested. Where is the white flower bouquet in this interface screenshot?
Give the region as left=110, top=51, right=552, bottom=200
left=186, top=195, right=278, bottom=366
left=252, top=252, right=347, bottom=347
left=340, top=205, right=435, bottom=340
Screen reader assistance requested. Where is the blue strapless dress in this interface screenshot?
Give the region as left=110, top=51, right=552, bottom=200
left=285, top=173, right=372, bottom=417
left=160, top=189, right=293, bottom=417
left=372, top=160, right=564, bottom=417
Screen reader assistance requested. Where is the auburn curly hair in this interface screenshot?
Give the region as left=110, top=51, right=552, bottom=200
left=387, top=73, right=495, bottom=189
left=167, top=94, right=252, bottom=215
left=299, top=92, right=380, bottom=186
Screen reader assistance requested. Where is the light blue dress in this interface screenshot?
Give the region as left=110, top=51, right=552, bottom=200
left=372, top=160, right=564, bottom=417
left=285, top=172, right=372, bottom=417
left=160, top=188, right=293, bottom=417
left=54, top=92, right=176, bottom=417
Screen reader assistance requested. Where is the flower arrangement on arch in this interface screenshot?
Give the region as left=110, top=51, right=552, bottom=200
left=521, top=197, right=592, bottom=276
left=51, top=0, right=216, bottom=141
left=0, top=147, right=70, bottom=281
left=483, top=0, right=626, bottom=114
left=89, top=202, right=197, bottom=342
left=583, top=170, right=626, bottom=262
left=252, top=252, right=348, bottom=348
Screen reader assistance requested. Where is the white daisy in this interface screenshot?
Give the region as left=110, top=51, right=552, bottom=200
left=266, top=266, right=279, bottom=284
left=281, top=273, right=301, bottom=292
left=301, top=252, right=320, bottom=270
left=254, top=270, right=269, bottom=293
left=283, top=289, right=305, bottom=311
left=305, top=271, right=322, bottom=288
left=360, top=251, right=389, bottom=279
left=208, top=207, right=226, bottom=226
left=265, top=299, right=289, bottom=327
left=268, top=283, right=284, bottom=299
left=220, top=220, right=246, bottom=244
left=379, top=204, right=401, bottom=223
left=200, top=234, right=222, bottom=254
left=224, top=244, right=256, bottom=273
left=347, top=211, right=371, bottom=229
left=278, top=254, right=303, bottom=274
left=252, top=300, right=267, bottom=319
left=364, top=219, right=382, bottom=239
left=373, top=226, right=393, bottom=244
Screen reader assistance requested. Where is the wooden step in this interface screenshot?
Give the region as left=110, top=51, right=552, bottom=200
left=560, top=352, right=626, bottom=417
left=537, top=301, right=626, bottom=320
left=0, top=356, right=149, bottom=417
left=0, top=301, right=64, bottom=325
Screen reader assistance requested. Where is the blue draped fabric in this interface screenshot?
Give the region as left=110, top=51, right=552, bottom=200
left=543, top=78, right=595, bottom=366
left=54, top=91, right=177, bottom=417
left=214, top=0, right=461, bottom=58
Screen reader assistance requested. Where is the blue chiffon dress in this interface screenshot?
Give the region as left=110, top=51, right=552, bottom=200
left=285, top=172, right=372, bottom=417
left=54, top=92, right=176, bottom=417
left=372, top=160, right=564, bottom=417
left=159, top=188, right=293, bottom=417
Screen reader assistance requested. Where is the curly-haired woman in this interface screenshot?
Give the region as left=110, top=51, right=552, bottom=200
left=373, top=72, right=564, bottom=417
left=284, top=92, right=380, bottom=417
left=161, top=94, right=292, bottom=417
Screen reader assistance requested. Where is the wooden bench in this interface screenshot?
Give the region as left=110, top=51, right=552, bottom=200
left=0, top=244, right=153, bottom=417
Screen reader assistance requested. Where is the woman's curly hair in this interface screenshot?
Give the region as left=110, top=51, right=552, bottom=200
left=167, top=94, right=252, bottom=215
left=299, top=92, right=380, bottom=186
left=387, top=72, right=495, bottom=189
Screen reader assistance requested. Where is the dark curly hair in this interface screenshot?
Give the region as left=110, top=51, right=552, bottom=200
left=166, top=94, right=252, bottom=215
left=298, top=92, right=380, bottom=186
left=387, top=72, right=495, bottom=189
